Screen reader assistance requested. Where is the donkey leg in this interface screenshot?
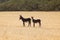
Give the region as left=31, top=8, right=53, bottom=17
left=23, top=22, right=25, bottom=26
left=28, top=23, right=30, bottom=27
left=29, top=21, right=31, bottom=26
left=28, top=21, right=31, bottom=27
left=33, top=23, right=35, bottom=27
left=30, top=23, right=31, bottom=26
left=28, top=23, right=29, bottom=26
left=39, top=22, right=41, bottom=27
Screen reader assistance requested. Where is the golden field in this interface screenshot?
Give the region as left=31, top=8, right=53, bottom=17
left=0, top=12, right=60, bottom=40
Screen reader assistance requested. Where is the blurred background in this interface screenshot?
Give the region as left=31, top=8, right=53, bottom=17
left=0, top=0, right=60, bottom=11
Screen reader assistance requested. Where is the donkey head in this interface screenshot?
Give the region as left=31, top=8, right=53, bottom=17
left=31, top=17, right=34, bottom=19
left=19, top=15, right=23, bottom=20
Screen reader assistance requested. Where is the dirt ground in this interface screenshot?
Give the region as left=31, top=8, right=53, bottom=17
left=0, top=12, right=60, bottom=40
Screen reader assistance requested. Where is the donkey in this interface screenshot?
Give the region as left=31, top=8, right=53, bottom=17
left=19, top=15, right=31, bottom=26
left=31, top=17, right=41, bottom=27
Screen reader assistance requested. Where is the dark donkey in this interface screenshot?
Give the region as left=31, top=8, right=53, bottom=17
left=31, top=17, right=41, bottom=27
left=19, top=15, right=31, bottom=26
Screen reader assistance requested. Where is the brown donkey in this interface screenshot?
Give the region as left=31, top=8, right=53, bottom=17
left=19, top=15, right=31, bottom=26
left=31, top=17, right=41, bottom=27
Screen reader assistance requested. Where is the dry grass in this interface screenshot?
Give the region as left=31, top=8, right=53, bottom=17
left=0, top=12, right=60, bottom=40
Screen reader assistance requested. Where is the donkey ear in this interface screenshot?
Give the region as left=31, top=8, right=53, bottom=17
left=31, top=16, right=32, bottom=17
left=20, top=15, right=22, bottom=16
left=31, top=16, right=33, bottom=18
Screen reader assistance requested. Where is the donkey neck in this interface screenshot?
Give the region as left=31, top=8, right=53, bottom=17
left=32, top=18, right=34, bottom=21
left=21, top=17, right=25, bottom=20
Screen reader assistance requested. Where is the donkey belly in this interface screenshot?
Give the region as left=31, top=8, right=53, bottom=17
left=23, top=19, right=31, bottom=22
